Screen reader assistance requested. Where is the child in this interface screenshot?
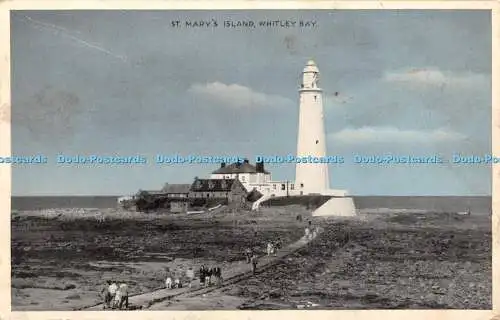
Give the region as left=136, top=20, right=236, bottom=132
left=165, top=276, right=172, bottom=289
left=267, top=242, right=273, bottom=256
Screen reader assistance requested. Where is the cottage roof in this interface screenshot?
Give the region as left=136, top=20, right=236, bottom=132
left=142, top=190, right=166, bottom=195
left=162, top=183, right=191, bottom=194
left=190, top=178, right=240, bottom=192
left=211, top=162, right=270, bottom=174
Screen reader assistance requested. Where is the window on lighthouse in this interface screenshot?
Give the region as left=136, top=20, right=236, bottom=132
left=314, top=95, right=317, bottom=101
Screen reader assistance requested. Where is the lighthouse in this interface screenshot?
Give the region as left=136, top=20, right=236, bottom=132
left=295, top=60, right=329, bottom=194
left=250, top=59, right=356, bottom=216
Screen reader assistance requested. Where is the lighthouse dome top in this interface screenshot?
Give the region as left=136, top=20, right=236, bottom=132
left=303, top=60, right=319, bottom=73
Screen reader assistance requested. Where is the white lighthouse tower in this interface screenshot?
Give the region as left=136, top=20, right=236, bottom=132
left=295, top=60, right=329, bottom=194
left=250, top=59, right=356, bottom=216
left=295, top=60, right=357, bottom=217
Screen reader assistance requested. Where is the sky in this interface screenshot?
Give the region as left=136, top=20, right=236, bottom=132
left=10, top=10, right=492, bottom=196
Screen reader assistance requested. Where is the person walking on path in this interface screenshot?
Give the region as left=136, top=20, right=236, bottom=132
left=274, top=238, right=282, bottom=253
left=186, top=267, right=195, bottom=288
left=107, top=281, right=118, bottom=309
left=112, top=283, right=122, bottom=309
left=308, top=221, right=314, bottom=240
left=267, top=242, right=274, bottom=256
left=251, top=254, right=258, bottom=275
left=165, top=276, right=173, bottom=289
left=214, top=266, right=222, bottom=286
left=312, top=225, right=319, bottom=239
left=174, top=277, right=181, bottom=289
left=205, top=267, right=212, bottom=287
left=101, top=280, right=113, bottom=310
left=272, top=240, right=278, bottom=256
left=118, top=282, right=129, bottom=310
left=245, top=247, right=252, bottom=263
left=199, top=265, right=206, bottom=287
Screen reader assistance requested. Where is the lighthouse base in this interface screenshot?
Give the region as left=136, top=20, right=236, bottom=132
left=313, top=196, right=356, bottom=217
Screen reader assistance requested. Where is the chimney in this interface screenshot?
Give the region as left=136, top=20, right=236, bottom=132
left=221, top=162, right=226, bottom=168
left=256, top=161, right=265, bottom=173
left=243, top=159, right=249, bottom=164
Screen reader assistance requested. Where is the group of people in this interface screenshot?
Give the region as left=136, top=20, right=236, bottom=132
left=100, top=221, right=319, bottom=309
left=244, top=239, right=281, bottom=275
left=101, top=280, right=129, bottom=310
left=164, top=266, right=223, bottom=289
left=244, top=248, right=259, bottom=274
left=164, top=274, right=184, bottom=289
left=304, top=221, right=319, bottom=241
left=165, top=266, right=195, bottom=289
left=266, top=238, right=282, bottom=257
left=199, top=265, right=223, bottom=287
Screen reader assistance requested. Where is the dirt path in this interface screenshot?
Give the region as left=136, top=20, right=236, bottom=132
left=81, top=228, right=322, bottom=311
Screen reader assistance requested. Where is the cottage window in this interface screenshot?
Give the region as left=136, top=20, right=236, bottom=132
left=221, top=180, right=227, bottom=189
left=281, top=184, right=286, bottom=190
left=300, top=183, right=304, bottom=188
left=241, top=175, right=245, bottom=182
left=273, top=184, right=276, bottom=190
left=208, top=181, right=215, bottom=190
left=291, top=184, right=295, bottom=190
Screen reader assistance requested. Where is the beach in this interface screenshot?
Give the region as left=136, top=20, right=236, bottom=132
left=11, top=203, right=491, bottom=310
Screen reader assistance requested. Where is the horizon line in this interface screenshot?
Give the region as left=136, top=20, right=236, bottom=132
left=10, top=194, right=493, bottom=197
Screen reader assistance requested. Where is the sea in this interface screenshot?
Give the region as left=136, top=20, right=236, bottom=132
left=11, top=196, right=492, bottom=213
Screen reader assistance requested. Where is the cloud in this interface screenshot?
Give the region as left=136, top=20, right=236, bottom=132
left=383, top=68, right=488, bottom=88
left=187, top=82, right=293, bottom=108
left=329, top=126, right=467, bottom=144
